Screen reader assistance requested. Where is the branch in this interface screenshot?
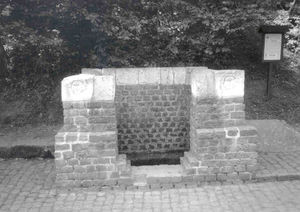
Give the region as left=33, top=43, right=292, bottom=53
left=288, top=0, right=297, bottom=16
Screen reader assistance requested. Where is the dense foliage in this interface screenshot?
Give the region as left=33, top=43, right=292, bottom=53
left=0, top=0, right=299, bottom=125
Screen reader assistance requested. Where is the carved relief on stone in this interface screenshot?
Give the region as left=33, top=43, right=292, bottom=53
left=214, top=70, right=244, bottom=99
left=61, top=74, right=115, bottom=102
left=62, top=74, right=94, bottom=102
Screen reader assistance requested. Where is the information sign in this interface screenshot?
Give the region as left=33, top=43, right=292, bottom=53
left=263, top=33, right=282, bottom=61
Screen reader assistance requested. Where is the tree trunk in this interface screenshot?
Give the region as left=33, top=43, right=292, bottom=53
left=0, top=39, right=8, bottom=78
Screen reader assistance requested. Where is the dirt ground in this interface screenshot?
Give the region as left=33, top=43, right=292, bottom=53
left=0, top=124, right=61, bottom=147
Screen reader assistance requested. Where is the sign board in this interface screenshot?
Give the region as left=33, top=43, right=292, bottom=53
left=263, top=33, right=282, bottom=61
left=259, top=25, right=289, bottom=63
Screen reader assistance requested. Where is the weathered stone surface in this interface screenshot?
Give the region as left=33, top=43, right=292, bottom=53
left=160, top=68, right=174, bottom=84
left=139, top=68, right=160, bottom=84
left=81, top=68, right=102, bottom=75
left=173, top=68, right=187, bottom=84
left=61, top=74, right=94, bottom=102
left=213, top=69, right=244, bottom=99
left=93, top=76, right=115, bottom=101
left=191, top=69, right=215, bottom=100
left=116, top=68, right=139, bottom=85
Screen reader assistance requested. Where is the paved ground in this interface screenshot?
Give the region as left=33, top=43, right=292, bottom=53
left=0, top=159, right=300, bottom=212
left=257, top=151, right=300, bottom=180
left=247, top=120, right=300, bottom=152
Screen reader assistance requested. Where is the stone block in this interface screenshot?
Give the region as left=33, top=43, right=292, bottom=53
left=89, top=132, right=116, bottom=143
left=234, top=103, right=245, bottom=111
left=88, top=116, right=116, bottom=124
left=239, top=172, right=252, bottom=181
left=138, top=68, right=160, bottom=84
left=116, top=68, right=139, bottom=85
left=216, top=173, right=227, bottom=181
left=191, top=69, right=215, bottom=100
left=74, top=165, right=86, bottom=173
left=81, top=68, right=102, bottom=75
left=213, top=69, right=244, bottom=99
left=96, top=165, right=115, bottom=172
left=93, top=75, right=115, bottom=101
left=225, top=127, right=239, bottom=138
left=74, top=116, right=88, bottom=125
left=61, top=166, right=73, bottom=173
left=117, top=177, right=133, bottom=185
left=234, top=165, right=246, bottom=172
left=173, top=68, right=187, bottom=84
left=62, top=74, right=94, bottom=102
left=66, top=133, right=78, bottom=142
left=64, top=117, right=74, bottom=125
left=72, top=143, right=89, bottom=152
left=230, top=111, right=245, bottom=119
left=55, top=159, right=66, bottom=168
left=55, top=132, right=66, bottom=143
left=55, top=144, right=71, bottom=151
left=160, top=68, right=174, bottom=84
left=63, top=151, right=75, bottom=160
left=54, top=152, right=62, bottom=159
left=239, top=126, right=257, bottom=137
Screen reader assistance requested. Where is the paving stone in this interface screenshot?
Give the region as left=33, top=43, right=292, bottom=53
left=0, top=158, right=300, bottom=211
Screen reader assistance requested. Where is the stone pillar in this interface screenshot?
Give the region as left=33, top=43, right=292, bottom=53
left=181, top=69, right=259, bottom=183
left=55, top=74, right=131, bottom=187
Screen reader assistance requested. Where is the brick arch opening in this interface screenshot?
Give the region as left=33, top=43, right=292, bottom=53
left=115, top=84, right=191, bottom=165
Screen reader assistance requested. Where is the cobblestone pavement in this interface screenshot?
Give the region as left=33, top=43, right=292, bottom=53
left=257, top=151, right=300, bottom=178
left=1, top=159, right=300, bottom=212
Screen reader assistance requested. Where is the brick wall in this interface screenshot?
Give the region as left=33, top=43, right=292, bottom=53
left=55, top=100, right=132, bottom=187
left=115, top=85, right=191, bottom=155
left=190, top=98, right=245, bottom=129
left=181, top=126, right=258, bottom=182
left=54, top=68, right=260, bottom=187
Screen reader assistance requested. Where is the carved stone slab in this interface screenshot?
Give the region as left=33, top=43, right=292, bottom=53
left=61, top=74, right=94, bottom=102
left=214, top=70, right=244, bottom=99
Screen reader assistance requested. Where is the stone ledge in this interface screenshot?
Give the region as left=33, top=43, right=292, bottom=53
left=82, top=67, right=209, bottom=85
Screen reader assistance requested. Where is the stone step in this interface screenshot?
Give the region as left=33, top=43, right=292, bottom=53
left=117, top=154, right=132, bottom=177
left=184, top=152, right=200, bottom=167
left=180, top=157, right=197, bottom=175
left=131, top=165, right=183, bottom=186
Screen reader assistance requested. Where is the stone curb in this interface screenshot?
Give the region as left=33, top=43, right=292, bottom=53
left=61, top=174, right=300, bottom=193
left=254, top=173, right=300, bottom=182
left=0, top=145, right=54, bottom=159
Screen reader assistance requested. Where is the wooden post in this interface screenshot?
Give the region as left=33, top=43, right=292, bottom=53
left=266, top=63, right=274, bottom=99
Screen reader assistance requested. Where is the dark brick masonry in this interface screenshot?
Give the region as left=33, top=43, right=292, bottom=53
left=115, top=85, right=191, bottom=156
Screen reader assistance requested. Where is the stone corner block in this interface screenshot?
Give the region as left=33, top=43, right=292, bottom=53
left=61, top=74, right=94, bottom=102
left=213, top=69, right=244, bottom=99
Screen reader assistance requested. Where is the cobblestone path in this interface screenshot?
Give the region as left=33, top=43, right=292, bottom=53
left=0, top=159, right=300, bottom=212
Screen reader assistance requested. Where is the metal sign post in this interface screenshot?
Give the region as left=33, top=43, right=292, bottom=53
left=259, top=25, right=289, bottom=99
